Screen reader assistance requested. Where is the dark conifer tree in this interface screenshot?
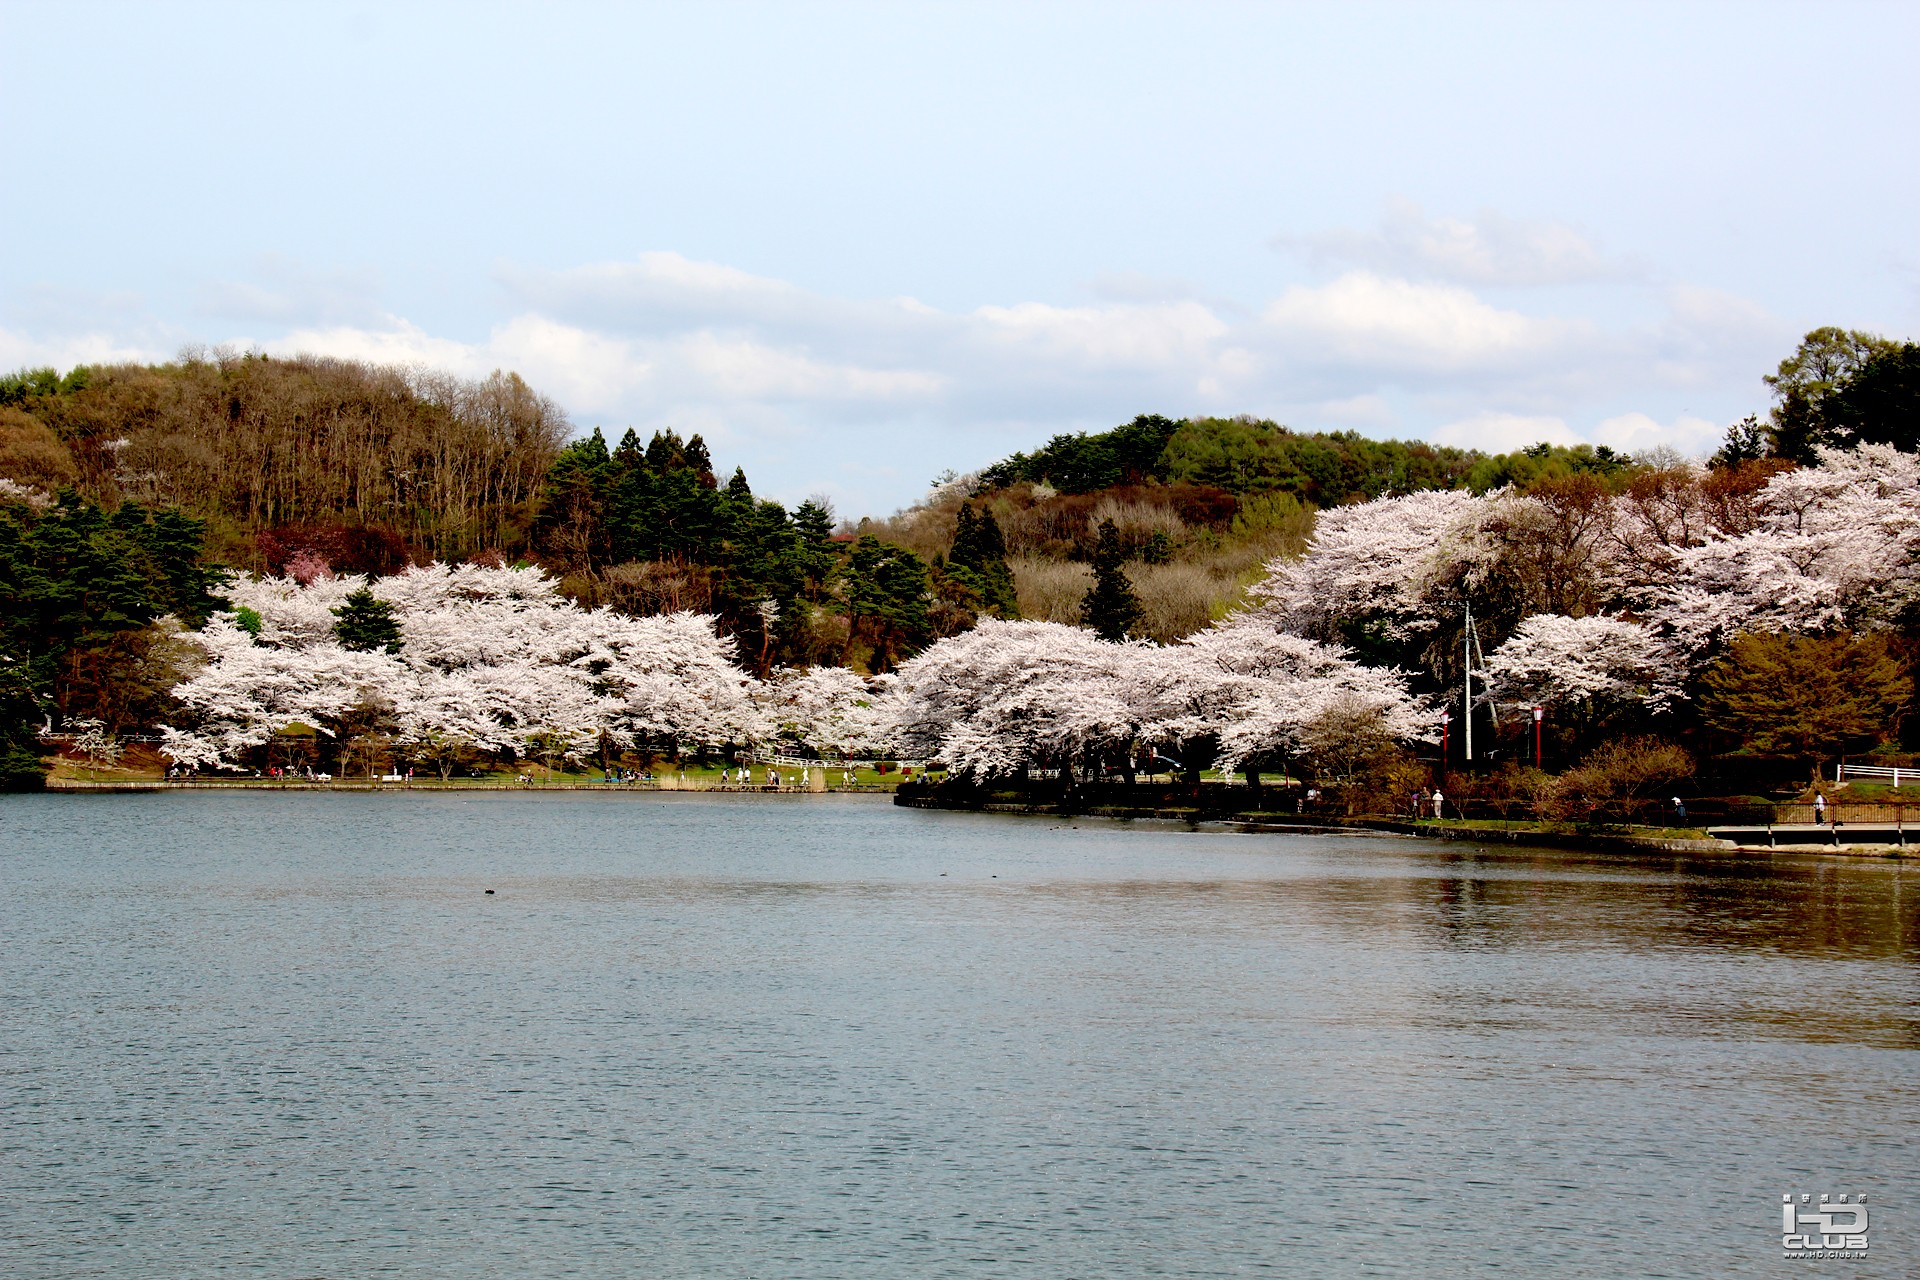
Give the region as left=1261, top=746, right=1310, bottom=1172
left=845, top=535, right=930, bottom=672
left=0, top=652, right=43, bottom=790
left=332, top=586, right=403, bottom=653
left=643, top=429, right=686, bottom=473
left=724, top=467, right=753, bottom=504
left=948, top=503, right=1018, bottom=618
left=683, top=434, right=717, bottom=487
left=790, top=500, right=840, bottom=604
left=1081, top=517, right=1142, bottom=641
left=1, top=489, right=221, bottom=777
left=531, top=430, right=611, bottom=569
left=605, top=429, right=653, bottom=562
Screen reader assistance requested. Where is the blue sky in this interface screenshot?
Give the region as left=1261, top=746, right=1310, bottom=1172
left=3, top=0, right=1916, bottom=515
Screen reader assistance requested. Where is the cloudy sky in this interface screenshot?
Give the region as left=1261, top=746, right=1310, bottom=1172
left=3, top=1, right=1916, bottom=515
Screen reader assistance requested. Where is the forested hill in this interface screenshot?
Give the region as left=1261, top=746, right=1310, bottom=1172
left=0, top=353, right=570, bottom=566
left=974, top=413, right=1628, bottom=505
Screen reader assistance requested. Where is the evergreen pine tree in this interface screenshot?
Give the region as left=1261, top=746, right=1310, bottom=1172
left=644, top=429, right=687, bottom=472
left=724, top=467, right=753, bottom=504
left=332, top=586, right=403, bottom=653
left=1, top=488, right=217, bottom=770
left=790, top=499, right=840, bottom=604
left=845, top=535, right=931, bottom=672
left=1699, top=631, right=1911, bottom=774
left=605, top=428, right=654, bottom=562
left=683, top=434, right=717, bottom=486
left=0, top=650, right=46, bottom=790
left=531, top=430, right=610, bottom=569
left=947, top=503, right=1018, bottom=617
left=1081, top=517, right=1142, bottom=641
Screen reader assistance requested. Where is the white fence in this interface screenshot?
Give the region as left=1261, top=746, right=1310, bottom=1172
left=739, top=752, right=931, bottom=771
left=1838, top=764, right=1920, bottom=787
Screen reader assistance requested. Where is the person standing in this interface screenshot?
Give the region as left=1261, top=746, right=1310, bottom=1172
left=1813, top=792, right=1828, bottom=825
left=1431, top=788, right=1445, bottom=820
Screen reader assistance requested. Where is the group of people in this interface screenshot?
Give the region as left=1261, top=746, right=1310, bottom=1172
left=719, top=765, right=792, bottom=788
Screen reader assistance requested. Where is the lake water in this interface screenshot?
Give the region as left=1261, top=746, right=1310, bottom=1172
left=2, top=792, right=1915, bottom=1278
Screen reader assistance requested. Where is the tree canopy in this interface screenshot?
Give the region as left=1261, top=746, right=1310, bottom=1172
left=0, top=489, right=222, bottom=786
left=1698, top=631, right=1911, bottom=770
left=1762, top=327, right=1906, bottom=462
left=1081, top=518, right=1143, bottom=641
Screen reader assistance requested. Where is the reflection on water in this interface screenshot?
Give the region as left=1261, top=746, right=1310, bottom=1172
left=2, top=793, right=1915, bottom=1278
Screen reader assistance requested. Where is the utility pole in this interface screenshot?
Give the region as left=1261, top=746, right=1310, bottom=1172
left=1533, top=706, right=1543, bottom=769
left=1463, top=602, right=1474, bottom=762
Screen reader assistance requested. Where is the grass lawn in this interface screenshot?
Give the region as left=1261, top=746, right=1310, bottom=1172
left=44, top=755, right=932, bottom=790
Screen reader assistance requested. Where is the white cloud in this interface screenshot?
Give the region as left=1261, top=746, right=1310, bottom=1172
left=14, top=243, right=1784, bottom=514
left=264, top=314, right=946, bottom=419
left=0, top=327, right=163, bottom=371
left=1433, top=409, right=1725, bottom=460
left=1309, top=393, right=1396, bottom=428
left=266, top=320, right=484, bottom=376
left=496, top=251, right=912, bottom=341
left=1083, top=271, right=1208, bottom=304
left=970, top=300, right=1229, bottom=371
left=1590, top=411, right=1724, bottom=457
left=1281, top=198, right=1631, bottom=287
left=668, top=332, right=944, bottom=403
left=1263, top=272, right=1575, bottom=372
left=488, top=315, right=653, bottom=411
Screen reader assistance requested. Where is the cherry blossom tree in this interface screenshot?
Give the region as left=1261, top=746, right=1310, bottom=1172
left=759, top=665, right=888, bottom=757
left=884, top=620, right=1148, bottom=780
left=1486, top=614, right=1680, bottom=746
left=162, top=563, right=758, bottom=771
left=1242, top=444, right=1920, bottom=684
left=1644, top=446, right=1920, bottom=661
left=1249, top=488, right=1484, bottom=645
left=885, top=613, right=1427, bottom=783
left=1143, top=616, right=1429, bottom=775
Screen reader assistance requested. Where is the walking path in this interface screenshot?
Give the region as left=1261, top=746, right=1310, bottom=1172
left=1706, top=822, right=1914, bottom=851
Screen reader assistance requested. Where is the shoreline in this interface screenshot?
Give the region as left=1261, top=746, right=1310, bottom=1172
left=893, top=791, right=1912, bottom=859
left=28, top=781, right=1914, bottom=859
left=38, top=778, right=897, bottom=796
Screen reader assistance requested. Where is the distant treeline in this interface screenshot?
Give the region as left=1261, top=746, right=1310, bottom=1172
left=0, top=352, right=569, bottom=564
left=530, top=425, right=1019, bottom=671
left=967, top=326, right=1919, bottom=507
left=974, top=412, right=1635, bottom=507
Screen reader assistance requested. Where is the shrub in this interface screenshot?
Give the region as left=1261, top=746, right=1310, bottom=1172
left=1542, top=736, right=1694, bottom=824
left=1011, top=556, right=1093, bottom=623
